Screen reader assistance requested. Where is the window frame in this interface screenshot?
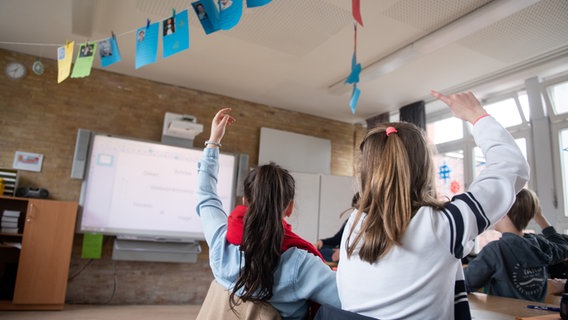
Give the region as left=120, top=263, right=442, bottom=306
left=545, top=75, right=568, bottom=224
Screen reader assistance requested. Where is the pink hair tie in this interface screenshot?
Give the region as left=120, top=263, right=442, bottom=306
left=386, top=126, right=398, bottom=136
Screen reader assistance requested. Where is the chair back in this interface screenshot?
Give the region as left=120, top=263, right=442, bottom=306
left=314, top=304, right=377, bottom=320
left=196, top=280, right=281, bottom=320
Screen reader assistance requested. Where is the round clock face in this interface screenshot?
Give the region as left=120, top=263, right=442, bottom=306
left=5, top=62, right=26, bottom=80
left=32, top=60, right=44, bottom=75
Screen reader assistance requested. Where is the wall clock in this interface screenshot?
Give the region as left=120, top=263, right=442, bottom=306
left=5, top=62, right=26, bottom=80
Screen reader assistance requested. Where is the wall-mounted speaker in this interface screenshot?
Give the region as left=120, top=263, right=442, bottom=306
left=71, top=128, right=92, bottom=179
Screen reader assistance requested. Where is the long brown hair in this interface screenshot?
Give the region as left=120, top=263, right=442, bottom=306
left=229, top=162, right=295, bottom=306
left=346, top=122, right=444, bottom=263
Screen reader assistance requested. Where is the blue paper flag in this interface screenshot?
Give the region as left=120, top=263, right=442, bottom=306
left=135, top=22, right=159, bottom=69
left=192, top=1, right=220, bottom=35
left=163, top=10, right=190, bottom=58
left=349, top=85, right=360, bottom=114
left=247, top=0, right=271, bottom=8
left=345, top=54, right=361, bottom=84
left=219, top=0, right=243, bottom=30
left=99, top=36, right=121, bottom=67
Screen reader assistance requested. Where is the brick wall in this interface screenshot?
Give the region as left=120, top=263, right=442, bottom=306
left=0, top=49, right=365, bottom=305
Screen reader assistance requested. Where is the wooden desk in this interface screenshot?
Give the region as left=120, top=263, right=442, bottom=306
left=468, top=292, right=561, bottom=320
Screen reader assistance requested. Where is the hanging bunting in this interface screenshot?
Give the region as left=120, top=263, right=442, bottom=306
left=36, top=1, right=274, bottom=81
left=135, top=19, right=160, bottom=69
left=57, top=40, right=74, bottom=83
left=345, top=22, right=362, bottom=114
left=192, top=1, right=220, bottom=35
left=163, top=9, right=190, bottom=58
left=98, top=32, right=121, bottom=67
left=71, top=41, right=97, bottom=78
left=352, top=0, right=363, bottom=27
left=192, top=0, right=243, bottom=34
left=219, top=0, right=243, bottom=31
left=345, top=51, right=361, bottom=84
left=350, top=85, right=360, bottom=114
left=247, top=0, right=271, bottom=8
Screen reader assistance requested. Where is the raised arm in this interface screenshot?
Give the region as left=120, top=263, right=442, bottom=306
left=196, top=108, right=236, bottom=246
left=533, top=206, right=552, bottom=230
left=206, top=107, right=235, bottom=148
left=431, top=90, right=530, bottom=258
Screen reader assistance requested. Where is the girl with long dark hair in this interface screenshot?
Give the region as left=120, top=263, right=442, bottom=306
left=196, top=108, right=340, bottom=320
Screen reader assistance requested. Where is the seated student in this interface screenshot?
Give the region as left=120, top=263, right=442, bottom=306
left=196, top=108, right=340, bottom=320
left=464, top=188, right=568, bottom=302
left=315, top=193, right=359, bottom=263
left=336, top=91, right=530, bottom=319
left=227, top=198, right=325, bottom=261
left=549, top=237, right=568, bottom=279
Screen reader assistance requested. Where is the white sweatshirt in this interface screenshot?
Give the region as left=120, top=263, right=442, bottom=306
left=337, top=116, right=530, bottom=320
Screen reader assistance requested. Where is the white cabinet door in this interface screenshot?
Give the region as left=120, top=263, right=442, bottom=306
left=287, top=173, right=356, bottom=244
left=287, top=172, right=320, bottom=243
left=318, top=175, right=356, bottom=241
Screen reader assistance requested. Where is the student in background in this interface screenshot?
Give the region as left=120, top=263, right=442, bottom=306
left=227, top=197, right=325, bottom=261
left=315, top=193, right=359, bottom=263
left=196, top=108, right=340, bottom=320
left=464, top=188, right=568, bottom=302
left=336, top=91, right=530, bottom=319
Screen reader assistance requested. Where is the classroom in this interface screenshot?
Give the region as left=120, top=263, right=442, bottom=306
left=1, top=0, right=568, bottom=319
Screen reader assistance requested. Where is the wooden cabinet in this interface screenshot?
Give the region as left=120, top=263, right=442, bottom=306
left=0, top=196, right=78, bottom=310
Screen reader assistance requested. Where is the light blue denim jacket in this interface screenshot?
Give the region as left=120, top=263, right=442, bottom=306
left=196, top=147, right=341, bottom=320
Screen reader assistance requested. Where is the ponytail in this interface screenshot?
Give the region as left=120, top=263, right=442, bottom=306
left=230, top=163, right=295, bottom=306
left=347, top=122, right=443, bottom=263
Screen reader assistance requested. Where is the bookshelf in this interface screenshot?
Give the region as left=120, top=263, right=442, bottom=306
left=0, top=169, right=19, bottom=197
left=0, top=196, right=78, bottom=310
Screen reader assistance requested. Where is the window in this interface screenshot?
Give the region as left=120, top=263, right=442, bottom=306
left=547, top=78, right=568, bottom=218
left=427, top=90, right=534, bottom=255
left=483, top=98, right=524, bottom=128
left=518, top=93, right=530, bottom=121
left=473, top=138, right=528, bottom=177
left=559, top=128, right=568, bottom=217
left=434, top=149, right=464, bottom=201
left=548, top=81, right=568, bottom=115
left=426, top=117, right=463, bottom=145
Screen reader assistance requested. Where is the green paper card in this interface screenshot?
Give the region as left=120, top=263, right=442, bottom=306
left=71, top=42, right=97, bottom=78
left=82, top=233, right=103, bottom=259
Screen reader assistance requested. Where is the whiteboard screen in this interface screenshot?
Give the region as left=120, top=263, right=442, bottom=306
left=259, top=127, right=331, bottom=174
left=79, top=134, right=236, bottom=241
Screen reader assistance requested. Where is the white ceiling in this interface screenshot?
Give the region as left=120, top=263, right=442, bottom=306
left=1, top=0, right=567, bottom=124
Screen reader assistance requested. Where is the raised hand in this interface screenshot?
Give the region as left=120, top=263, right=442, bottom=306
left=208, top=107, right=236, bottom=146
left=431, top=90, right=488, bottom=124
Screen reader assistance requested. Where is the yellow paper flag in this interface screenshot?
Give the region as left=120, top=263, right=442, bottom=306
left=57, top=41, right=74, bottom=83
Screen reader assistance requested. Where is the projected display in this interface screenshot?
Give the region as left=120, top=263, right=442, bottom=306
left=79, top=134, right=236, bottom=241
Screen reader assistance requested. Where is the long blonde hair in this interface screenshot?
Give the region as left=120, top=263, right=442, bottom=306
left=346, top=122, right=444, bottom=263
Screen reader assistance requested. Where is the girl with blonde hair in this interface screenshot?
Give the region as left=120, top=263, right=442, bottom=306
left=337, top=91, right=530, bottom=319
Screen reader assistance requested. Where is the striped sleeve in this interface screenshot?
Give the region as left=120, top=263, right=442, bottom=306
left=442, top=192, right=491, bottom=259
